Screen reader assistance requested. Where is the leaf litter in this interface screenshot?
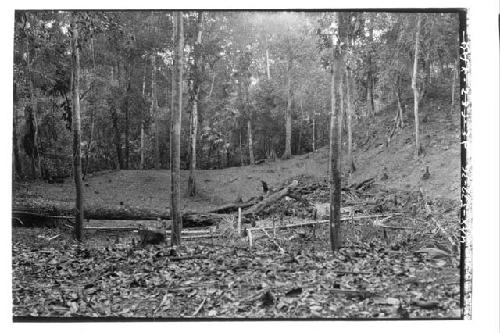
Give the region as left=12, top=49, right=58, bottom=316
left=13, top=221, right=460, bottom=318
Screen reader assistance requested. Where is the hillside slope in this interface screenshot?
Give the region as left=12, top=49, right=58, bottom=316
left=14, top=101, right=461, bottom=211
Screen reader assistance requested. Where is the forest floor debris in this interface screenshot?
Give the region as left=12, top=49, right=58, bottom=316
left=12, top=218, right=461, bottom=318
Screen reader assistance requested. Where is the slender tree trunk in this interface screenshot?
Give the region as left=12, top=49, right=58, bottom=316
left=283, top=57, right=293, bottom=159
left=208, top=71, right=216, bottom=98
left=84, top=108, right=95, bottom=176
left=188, top=100, right=199, bottom=194
left=396, top=88, right=404, bottom=128
left=265, top=37, right=271, bottom=80
left=171, top=12, right=184, bottom=246
left=111, top=107, right=122, bottom=170
left=71, top=16, right=84, bottom=242
left=339, top=69, right=345, bottom=145
left=312, top=111, right=316, bottom=152
left=124, top=62, right=132, bottom=169
left=170, top=15, right=177, bottom=169
left=188, top=12, right=203, bottom=196
left=329, top=42, right=342, bottom=252
left=26, top=39, right=41, bottom=179
left=412, top=14, right=422, bottom=157
left=239, top=129, right=243, bottom=166
left=346, top=68, right=355, bottom=173
left=13, top=83, right=22, bottom=177
left=140, top=64, right=146, bottom=170
left=297, top=97, right=303, bottom=155
left=83, top=37, right=96, bottom=177
left=366, top=25, right=375, bottom=117
left=151, top=55, right=160, bottom=169
left=247, top=119, right=255, bottom=164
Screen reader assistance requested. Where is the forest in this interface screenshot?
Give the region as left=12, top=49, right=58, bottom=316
left=12, top=10, right=465, bottom=319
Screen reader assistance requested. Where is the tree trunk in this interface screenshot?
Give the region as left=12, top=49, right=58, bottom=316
left=297, top=97, right=303, bottom=155
left=187, top=100, right=199, bottom=195
left=84, top=107, right=95, bottom=176
left=239, top=129, right=243, bottom=166
left=345, top=68, right=355, bottom=173
left=83, top=37, right=96, bottom=177
left=208, top=71, right=216, bottom=98
left=312, top=111, right=316, bottom=152
left=265, top=41, right=271, bottom=80
left=396, top=88, right=404, bottom=128
left=339, top=69, right=345, bottom=146
left=26, top=38, right=41, bottom=179
left=151, top=55, right=160, bottom=170
left=140, top=63, right=147, bottom=170
left=329, top=36, right=342, bottom=252
left=171, top=12, right=184, bottom=246
left=366, top=25, right=375, bottom=117
left=13, top=83, right=22, bottom=178
left=170, top=15, right=177, bottom=169
left=110, top=106, right=122, bottom=170
left=412, top=14, right=422, bottom=157
left=124, top=62, right=132, bottom=169
left=247, top=119, right=255, bottom=164
left=188, top=12, right=203, bottom=197
left=283, top=57, right=293, bottom=159
left=71, top=16, right=84, bottom=242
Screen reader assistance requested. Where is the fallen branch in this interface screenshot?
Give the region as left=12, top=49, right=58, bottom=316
left=208, top=199, right=258, bottom=214
left=373, top=216, right=415, bottom=230
left=191, top=297, right=207, bottom=316
left=350, top=177, right=375, bottom=191
left=248, top=214, right=400, bottom=233
left=243, top=180, right=299, bottom=218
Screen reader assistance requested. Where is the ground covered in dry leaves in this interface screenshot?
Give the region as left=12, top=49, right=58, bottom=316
left=13, top=189, right=461, bottom=319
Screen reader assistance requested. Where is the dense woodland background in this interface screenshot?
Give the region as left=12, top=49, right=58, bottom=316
left=13, top=11, right=459, bottom=180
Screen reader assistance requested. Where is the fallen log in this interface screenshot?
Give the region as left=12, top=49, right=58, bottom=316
left=13, top=209, right=227, bottom=228
left=13, top=201, right=170, bottom=220
left=13, top=179, right=298, bottom=229
left=207, top=198, right=259, bottom=214
left=243, top=180, right=299, bottom=218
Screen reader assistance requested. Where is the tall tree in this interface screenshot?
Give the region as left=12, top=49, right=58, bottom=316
left=345, top=67, right=355, bottom=172
left=170, top=12, right=184, bottom=246
left=25, top=22, right=41, bottom=179
left=71, top=14, right=84, bottom=241
left=83, top=36, right=97, bottom=177
left=411, top=14, right=422, bottom=156
left=140, top=62, right=147, bottom=169
left=13, top=83, right=22, bottom=177
left=245, top=78, right=255, bottom=165
left=366, top=21, right=375, bottom=116
left=123, top=62, right=132, bottom=169
left=328, top=18, right=342, bottom=251
left=282, top=56, right=293, bottom=159
left=151, top=54, right=160, bottom=169
left=188, top=12, right=203, bottom=196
